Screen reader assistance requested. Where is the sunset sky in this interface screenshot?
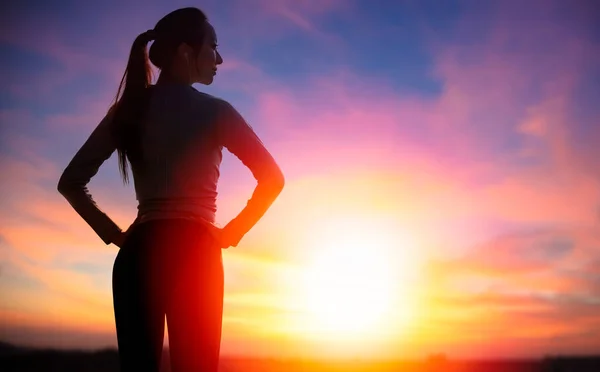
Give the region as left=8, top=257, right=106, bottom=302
left=1, top=0, right=600, bottom=361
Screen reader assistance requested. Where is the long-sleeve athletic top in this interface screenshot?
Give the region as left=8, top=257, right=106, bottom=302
left=57, top=81, right=283, bottom=245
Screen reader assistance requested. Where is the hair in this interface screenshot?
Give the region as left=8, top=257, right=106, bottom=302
left=109, top=7, right=208, bottom=184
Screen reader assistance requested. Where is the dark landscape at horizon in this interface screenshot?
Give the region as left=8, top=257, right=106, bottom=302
left=2, top=341, right=600, bottom=372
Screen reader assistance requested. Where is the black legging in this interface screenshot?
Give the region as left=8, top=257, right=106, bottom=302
left=112, top=218, right=224, bottom=372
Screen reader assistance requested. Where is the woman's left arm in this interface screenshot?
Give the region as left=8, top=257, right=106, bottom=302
left=57, top=112, right=123, bottom=246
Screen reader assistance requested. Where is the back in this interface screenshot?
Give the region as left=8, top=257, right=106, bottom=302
left=132, top=82, right=223, bottom=224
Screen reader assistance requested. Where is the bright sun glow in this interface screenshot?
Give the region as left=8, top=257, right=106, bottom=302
left=300, top=215, right=418, bottom=339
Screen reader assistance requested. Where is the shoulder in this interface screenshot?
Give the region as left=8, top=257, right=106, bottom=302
left=188, top=87, right=220, bottom=104
left=189, top=88, right=238, bottom=113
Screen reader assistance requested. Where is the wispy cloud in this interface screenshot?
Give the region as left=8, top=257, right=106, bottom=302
left=256, top=0, right=349, bottom=32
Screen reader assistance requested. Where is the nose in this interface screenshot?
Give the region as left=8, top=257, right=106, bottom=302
left=216, top=51, right=223, bottom=65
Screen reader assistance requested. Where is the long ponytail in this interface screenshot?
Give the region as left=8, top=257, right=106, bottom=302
left=110, top=30, right=155, bottom=184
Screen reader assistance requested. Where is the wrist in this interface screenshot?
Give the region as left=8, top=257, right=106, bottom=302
left=224, top=220, right=245, bottom=246
left=109, top=229, right=123, bottom=244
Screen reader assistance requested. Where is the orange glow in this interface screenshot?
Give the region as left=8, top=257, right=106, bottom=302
left=295, top=215, right=421, bottom=342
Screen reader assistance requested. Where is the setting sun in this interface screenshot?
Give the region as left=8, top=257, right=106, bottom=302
left=300, top=215, right=418, bottom=339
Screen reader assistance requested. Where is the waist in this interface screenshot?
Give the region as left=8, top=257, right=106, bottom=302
left=136, top=198, right=217, bottom=226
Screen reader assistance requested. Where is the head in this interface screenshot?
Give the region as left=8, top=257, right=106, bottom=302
left=110, top=7, right=222, bottom=184
left=149, top=7, right=223, bottom=85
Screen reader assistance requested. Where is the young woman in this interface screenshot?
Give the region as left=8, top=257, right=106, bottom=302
left=57, top=7, right=285, bottom=372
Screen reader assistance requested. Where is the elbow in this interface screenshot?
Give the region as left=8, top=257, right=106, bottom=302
left=271, top=166, right=285, bottom=193
left=260, top=169, right=285, bottom=195
left=273, top=172, right=285, bottom=194
left=57, top=175, right=67, bottom=195
left=57, top=171, right=74, bottom=196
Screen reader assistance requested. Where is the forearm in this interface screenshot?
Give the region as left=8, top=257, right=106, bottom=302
left=56, top=111, right=121, bottom=245
left=225, top=176, right=284, bottom=245
left=216, top=99, right=286, bottom=244
left=57, top=184, right=122, bottom=245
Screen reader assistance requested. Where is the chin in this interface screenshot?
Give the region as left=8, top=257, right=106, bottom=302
left=198, top=76, right=215, bottom=86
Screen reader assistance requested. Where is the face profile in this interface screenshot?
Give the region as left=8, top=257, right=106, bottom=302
left=176, top=21, right=222, bottom=86
left=193, top=22, right=223, bottom=85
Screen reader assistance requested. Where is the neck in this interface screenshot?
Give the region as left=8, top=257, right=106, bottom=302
left=156, top=69, right=192, bottom=86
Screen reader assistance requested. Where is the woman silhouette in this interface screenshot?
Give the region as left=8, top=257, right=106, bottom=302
left=57, top=7, right=284, bottom=372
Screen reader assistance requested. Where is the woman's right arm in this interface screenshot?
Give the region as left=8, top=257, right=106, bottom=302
left=216, top=100, right=285, bottom=247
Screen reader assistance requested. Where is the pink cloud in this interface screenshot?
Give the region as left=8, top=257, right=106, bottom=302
left=242, top=50, right=600, bottom=229
left=426, top=0, right=599, bottom=160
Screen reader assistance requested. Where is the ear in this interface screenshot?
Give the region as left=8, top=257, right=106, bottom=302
left=177, top=43, right=193, bottom=58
